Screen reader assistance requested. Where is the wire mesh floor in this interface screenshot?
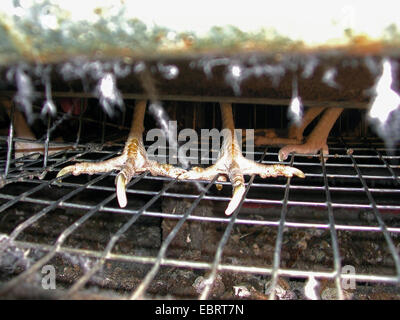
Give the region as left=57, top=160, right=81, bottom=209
left=0, top=112, right=400, bottom=299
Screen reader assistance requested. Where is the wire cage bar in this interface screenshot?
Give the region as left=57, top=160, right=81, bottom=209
left=0, top=97, right=400, bottom=300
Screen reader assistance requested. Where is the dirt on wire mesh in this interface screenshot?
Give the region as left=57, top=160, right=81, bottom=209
left=0, top=168, right=399, bottom=299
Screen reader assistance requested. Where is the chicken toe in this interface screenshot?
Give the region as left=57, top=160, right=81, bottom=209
left=278, top=107, right=343, bottom=162
left=181, top=103, right=305, bottom=215
left=57, top=100, right=187, bottom=207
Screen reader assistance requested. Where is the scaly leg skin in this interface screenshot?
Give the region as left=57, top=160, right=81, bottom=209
left=180, top=103, right=305, bottom=216
left=2, top=98, right=70, bottom=159
left=251, top=107, right=326, bottom=147
left=57, top=100, right=187, bottom=208
left=278, top=107, right=344, bottom=162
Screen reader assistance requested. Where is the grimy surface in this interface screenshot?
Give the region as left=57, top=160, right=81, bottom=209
left=0, top=0, right=400, bottom=107
left=1, top=1, right=400, bottom=64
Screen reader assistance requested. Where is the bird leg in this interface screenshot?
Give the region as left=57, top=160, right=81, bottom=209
left=251, top=107, right=325, bottom=146
left=57, top=100, right=187, bottom=207
left=2, top=98, right=71, bottom=160
left=278, top=107, right=343, bottom=162
left=180, top=103, right=305, bottom=215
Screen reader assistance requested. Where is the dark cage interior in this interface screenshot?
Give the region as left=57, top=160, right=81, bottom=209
left=0, top=60, right=400, bottom=300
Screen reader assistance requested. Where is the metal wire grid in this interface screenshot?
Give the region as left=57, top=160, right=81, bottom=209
left=0, top=104, right=400, bottom=299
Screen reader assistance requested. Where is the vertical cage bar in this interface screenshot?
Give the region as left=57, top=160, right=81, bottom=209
left=74, top=99, right=86, bottom=147
left=43, top=115, right=51, bottom=168
left=320, top=153, right=344, bottom=299
left=269, top=154, right=295, bottom=300
left=65, top=177, right=180, bottom=297
left=4, top=102, right=15, bottom=178
left=130, top=175, right=219, bottom=300
left=199, top=148, right=269, bottom=300
left=0, top=171, right=148, bottom=297
left=343, top=140, right=400, bottom=280
left=101, top=112, right=106, bottom=145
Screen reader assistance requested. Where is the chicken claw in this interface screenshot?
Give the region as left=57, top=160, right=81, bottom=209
left=241, top=159, right=305, bottom=178
left=181, top=103, right=305, bottom=216
left=57, top=100, right=186, bottom=207
left=246, top=106, right=343, bottom=163
left=278, top=108, right=343, bottom=162
left=246, top=108, right=327, bottom=148
left=2, top=98, right=72, bottom=160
